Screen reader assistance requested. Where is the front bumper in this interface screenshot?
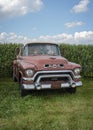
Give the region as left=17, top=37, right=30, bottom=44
left=22, top=70, right=82, bottom=90
left=22, top=81, right=82, bottom=90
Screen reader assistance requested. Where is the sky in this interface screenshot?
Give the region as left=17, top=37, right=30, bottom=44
left=0, top=0, right=93, bottom=45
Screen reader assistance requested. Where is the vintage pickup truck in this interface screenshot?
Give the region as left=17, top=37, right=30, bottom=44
left=13, top=42, right=82, bottom=96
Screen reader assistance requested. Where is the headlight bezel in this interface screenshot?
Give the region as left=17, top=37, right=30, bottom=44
left=74, top=68, right=81, bottom=75
left=25, top=69, right=34, bottom=77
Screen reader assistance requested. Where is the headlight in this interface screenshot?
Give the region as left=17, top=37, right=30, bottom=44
left=74, top=68, right=81, bottom=75
left=25, top=69, right=34, bottom=77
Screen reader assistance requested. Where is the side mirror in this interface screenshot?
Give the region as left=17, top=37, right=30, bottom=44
left=15, top=47, right=20, bottom=56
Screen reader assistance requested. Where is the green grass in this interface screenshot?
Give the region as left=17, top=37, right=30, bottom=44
left=0, top=78, right=93, bottom=130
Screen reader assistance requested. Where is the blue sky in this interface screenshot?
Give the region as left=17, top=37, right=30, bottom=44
left=0, top=0, right=93, bottom=44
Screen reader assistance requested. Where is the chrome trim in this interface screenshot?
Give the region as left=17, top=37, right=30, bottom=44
left=41, top=84, right=51, bottom=89
left=22, top=84, right=51, bottom=90
left=23, top=77, right=32, bottom=81
left=36, top=74, right=73, bottom=84
left=23, top=84, right=35, bottom=89
left=75, top=81, right=82, bottom=87
left=61, top=83, right=70, bottom=88
left=74, top=75, right=81, bottom=79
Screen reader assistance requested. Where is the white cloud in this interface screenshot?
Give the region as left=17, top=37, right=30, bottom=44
left=0, top=32, right=31, bottom=43
left=74, top=31, right=93, bottom=44
left=65, top=21, right=85, bottom=28
left=31, top=31, right=93, bottom=45
left=0, top=0, right=43, bottom=18
left=0, top=32, right=7, bottom=41
left=71, top=0, right=90, bottom=13
left=0, top=31, right=93, bottom=45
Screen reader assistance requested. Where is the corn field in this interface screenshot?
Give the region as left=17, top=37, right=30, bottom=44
left=60, top=44, right=93, bottom=77
left=0, top=43, right=93, bottom=78
left=0, top=43, right=20, bottom=77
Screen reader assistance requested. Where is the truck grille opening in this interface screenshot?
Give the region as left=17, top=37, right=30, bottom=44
left=40, top=77, right=69, bottom=84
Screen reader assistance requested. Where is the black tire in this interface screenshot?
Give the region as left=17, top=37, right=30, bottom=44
left=19, top=78, right=28, bottom=97
left=20, top=86, right=28, bottom=97
left=67, top=87, right=76, bottom=94
left=13, top=73, right=17, bottom=82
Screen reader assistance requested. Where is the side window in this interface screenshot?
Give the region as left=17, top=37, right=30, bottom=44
left=23, top=46, right=28, bottom=56
left=52, top=45, right=58, bottom=55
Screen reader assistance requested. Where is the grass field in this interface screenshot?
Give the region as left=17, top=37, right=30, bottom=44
left=0, top=78, right=93, bottom=130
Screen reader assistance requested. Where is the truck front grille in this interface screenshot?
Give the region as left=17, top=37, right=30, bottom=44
left=34, top=71, right=74, bottom=82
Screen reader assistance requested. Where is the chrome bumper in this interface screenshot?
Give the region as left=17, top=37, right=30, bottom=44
left=22, top=81, right=82, bottom=90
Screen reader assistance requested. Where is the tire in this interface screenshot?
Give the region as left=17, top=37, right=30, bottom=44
left=20, top=87, right=28, bottom=97
left=67, top=87, right=76, bottom=94
left=19, top=78, right=28, bottom=97
left=13, top=73, right=17, bottom=82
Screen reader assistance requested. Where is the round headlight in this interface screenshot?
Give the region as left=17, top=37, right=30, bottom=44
left=25, top=69, right=34, bottom=77
left=74, top=68, right=81, bottom=75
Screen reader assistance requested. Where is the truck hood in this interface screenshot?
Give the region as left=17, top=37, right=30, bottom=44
left=21, top=56, right=68, bottom=70
left=20, top=55, right=80, bottom=70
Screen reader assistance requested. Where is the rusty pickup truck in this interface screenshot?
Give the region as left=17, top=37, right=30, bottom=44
left=13, top=42, right=82, bottom=96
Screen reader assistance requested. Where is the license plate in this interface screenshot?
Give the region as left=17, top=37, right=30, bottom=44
left=51, top=81, right=61, bottom=89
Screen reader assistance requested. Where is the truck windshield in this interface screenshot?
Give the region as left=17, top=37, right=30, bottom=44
left=23, top=43, right=60, bottom=56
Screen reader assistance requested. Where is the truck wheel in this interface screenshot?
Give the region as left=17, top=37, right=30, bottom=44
left=20, top=87, right=27, bottom=97
left=20, top=78, right=28, bottom=97
left=13, top=73, right=17, bottom=82
left=20, top=84, right=29, bottom=97
left=67, top=87, right=76, bottom=94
